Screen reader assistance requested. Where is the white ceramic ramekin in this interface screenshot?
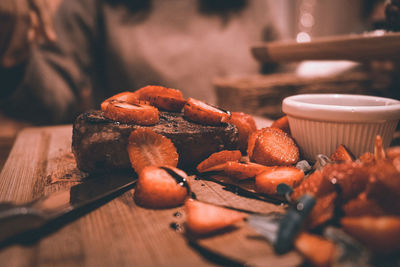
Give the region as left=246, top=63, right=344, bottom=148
left=282, top=94, right=400, bottom=161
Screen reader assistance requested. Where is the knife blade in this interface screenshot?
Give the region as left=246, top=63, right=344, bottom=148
left=0, top=171, right=136, bottom=244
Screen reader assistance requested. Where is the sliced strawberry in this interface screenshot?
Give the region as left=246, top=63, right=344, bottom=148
left=246, top=130, right=257, bottom=159
left=100, top=91, right=139, bottom=111
left=183, top=98, right=230, bottom=125
left=294, top=232, right=336, bottom=267
left=342, top=194, right=387, bottom=217
left=134, top=165, right=190, bottom=209
left=359, top=152, right=375, bottom=164
left=127, top=128, right=178, bottom=174
left=247, top=127, right=299, bottom=166
left=329, top=145, right=354, bottom=162
left=104, top=101, right=159, bottom=125
left=184, top=199, right=246, bottom=235
left=271, top=115, right=291, bottom=135
left=223, top=161, right=271, bottom=180
left=374, top=135, right=386, bottom=161
left=291, top=170, right=334, bottom=201
left=255, top=166, right=304, bottom=195
left=135, top=85, right=183, bottom=98
left=322, top=162, right=370, bottom=202
left=341, top=216, right=400, bottom=254
left=307, top=192, right=337, bottom=229
left=225, top=112, right=257, bottom=153
left=367, top=160, right=400, bottom=196
left=196, top=150, right=242, bottom=173
left=387, top=146, right=400, bottom=160
left=134, top=85, right=186, bottom=111
left=365, top=160, right=400, bottom=214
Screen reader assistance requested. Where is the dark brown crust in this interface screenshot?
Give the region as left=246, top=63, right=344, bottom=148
left=72, top=110, right=239, bottom=173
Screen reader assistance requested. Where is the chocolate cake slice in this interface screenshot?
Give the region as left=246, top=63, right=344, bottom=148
left=72, top=110, right=239, bottom=173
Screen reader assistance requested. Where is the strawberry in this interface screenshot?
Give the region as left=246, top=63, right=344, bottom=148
left=184, top=199, right=246, bottom=235
left=291, top=170, right=334, bottom=201
left=127, top=128, right=178, bottom=174
left=322, top=162, right=370, bottom=202
left=247, top=127, right=299, bottom=166
left=196, top=150, right=242, bottom=173
left=224, top=112, right=257, bottom=153
left=359, top=152, right=375, bottom=164
left=365, top=160, right=400, bottom=214
left=134, top=85, right=186, bottom=112
left=342, top=194, right=386, bottom=217
left=270, top=115, right=290, bottom=135
left=104, top=101, right=159, bottom=125
left=368, top=160, right=400, bottom=195
left=341, top=216, right=400, bottom=254
left=329, top=145, right=354, bottom=162
left=255, top=166, right=304, bottom=195
left=374, top=135, right=386, bottom=161
left=134, top=165, right=190, bottom=209
left=100, top=91, right=139, bottom=111
left=223, top=161, right=271, bottom=180
left=294, top=232, right=336, bottom=267
left=183, top=98, right=230, bottom=125
left=386, top=146, right=400, bottom=160
left=307, top=192, right=337, bottom=229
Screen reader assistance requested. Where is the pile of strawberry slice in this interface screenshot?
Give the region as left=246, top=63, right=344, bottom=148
left=286, top=136, right=400, bottom=265
left=102, top=86, right=304, bottom=233
left=101, top=86, right=259, bottom=211
left=196, top=117, right=303, bottom=196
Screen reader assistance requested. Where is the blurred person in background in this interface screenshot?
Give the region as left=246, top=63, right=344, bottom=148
left=0, top=0, right=60, bottom=95
left=1, top=0, right=282, bottom=124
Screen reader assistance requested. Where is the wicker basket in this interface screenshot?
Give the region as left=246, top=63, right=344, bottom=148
left=214, top=71, right=388, bottom=119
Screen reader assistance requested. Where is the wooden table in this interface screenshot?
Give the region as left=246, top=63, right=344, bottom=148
left=0, top=123, right=301, bottom=267
left=0, top=113, right=31, bottom=170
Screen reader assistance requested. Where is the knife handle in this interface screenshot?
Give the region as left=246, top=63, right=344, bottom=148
left=0, top=203, right=46, bottom=243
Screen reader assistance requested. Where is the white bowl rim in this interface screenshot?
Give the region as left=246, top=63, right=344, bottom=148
left=282, top=94, right=400, bottom=122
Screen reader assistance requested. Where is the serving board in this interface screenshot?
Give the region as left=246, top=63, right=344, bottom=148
left=0, top=125, right=301, bottom=266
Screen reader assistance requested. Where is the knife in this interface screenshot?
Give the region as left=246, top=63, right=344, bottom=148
left=0, top=171, right=136, bottom=244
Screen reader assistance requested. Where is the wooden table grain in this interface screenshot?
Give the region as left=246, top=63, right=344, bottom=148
left=0, top=124, right=301, bottom=267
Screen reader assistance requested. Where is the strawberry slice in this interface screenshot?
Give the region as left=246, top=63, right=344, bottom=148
left=322, top=162, right=369, bottom=202
left=196, top=150, right=242, bottom=173
left=329, top=145, right=354, bottom=162
left=134, top=85, right=186, bottom=112
left=291, top=170, right=334, bottom=201
left=127, top=128, right=178, bottom=174
left=255, top=166, right=304, bottom=195
left=341, top=216, right=400, bottom=254
left=307, top=192, right=337, bottom=229
left=224, top=112, right=257, bottom=153
left=294, top=232, right=336, bottom=267
left=183, top=98, right=231, bottom=125
left=359, top=152, right=375, bottom=164
left=365, top=160, right=400, bottom=214
left=184, top=199, right=246, bottom=235
left=134, top=165, right=190, bottom=209
left=104, top=101, right=159, bottom=125
left=100, top=91, right=139, bottom=111
left=387, top=146, right=400, bottom=159
left=247, top=127, right=299, bottom=166
left=342, top=194, right=386, bottom=217
left=374, top=135, right=386, bottom=161
left=223, top=161, right=271, bottom=180
left=271, top=115, right=291, bottom=135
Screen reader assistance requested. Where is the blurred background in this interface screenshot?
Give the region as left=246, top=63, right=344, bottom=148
left=0, top=0, right=398, bottom=126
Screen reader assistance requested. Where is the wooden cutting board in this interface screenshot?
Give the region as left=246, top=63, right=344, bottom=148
left=0, top=125, right=302, bottom=267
